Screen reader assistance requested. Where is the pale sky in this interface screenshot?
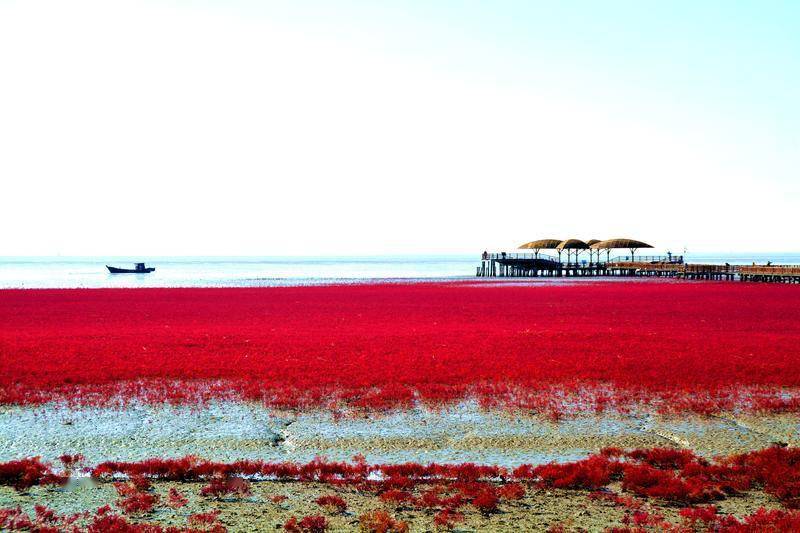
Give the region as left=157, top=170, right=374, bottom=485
left=1, top=0, right=798, bottom=255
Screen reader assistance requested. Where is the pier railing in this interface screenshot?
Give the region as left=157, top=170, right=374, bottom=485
left=484, top=253, right=684, bottom=265
left=607, top=261, right=684, bottom=272
left=683, top=263, right=738, bottom=273
left=606, top=262, right=737, bottom=273
left=484, top=252, right=558, bottom=262
left=608, top=255, right=683, bottom=264
left=740, top=265, right=800, bottom=276
left=476, top=252, right=800, bottom=282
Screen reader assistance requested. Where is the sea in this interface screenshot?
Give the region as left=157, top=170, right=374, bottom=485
left=0, top=253, right=798, bottom=289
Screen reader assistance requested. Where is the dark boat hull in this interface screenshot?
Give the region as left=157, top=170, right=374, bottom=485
left=106, top=266, right=156, bottom=274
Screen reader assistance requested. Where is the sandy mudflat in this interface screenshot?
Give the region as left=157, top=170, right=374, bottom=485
left=0, top=478, right=785, bottom=532
left=2, top=401, right=798, bottom=531
left=1, top=401, right=797, bottom=467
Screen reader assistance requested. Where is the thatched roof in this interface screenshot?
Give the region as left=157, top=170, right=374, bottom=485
left=518, top=239, right=562, bottom=250
left=586, top=239, right=601, bottom=246
left=590, top=238, right=653, bottom=250
left=557, top=239, right=589, bottom=250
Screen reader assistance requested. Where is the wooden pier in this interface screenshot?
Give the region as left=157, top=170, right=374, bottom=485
left=475, top=253, right=682, bottom=278
left=739, top=265, right=800, bottom=283
left=477, top=254, right=800, bottom=283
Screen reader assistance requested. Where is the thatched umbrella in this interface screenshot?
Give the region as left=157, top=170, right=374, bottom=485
left=590, top=238, right=653, bottom=262
left=586, top=239, right=601, bottom=264
left=557, top=239, right=589, bottom=265
left=518, top=239, right=562, bottom=259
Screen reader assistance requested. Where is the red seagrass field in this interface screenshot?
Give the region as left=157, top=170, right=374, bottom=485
left=2, top=280, right=800, bottom=414
left=4, top=280, right=800, bottom=532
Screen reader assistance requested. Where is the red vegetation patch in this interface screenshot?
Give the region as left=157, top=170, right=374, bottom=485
left=129, top=475, right=153, bottom=492
left=379, top=489, right=415, bottom=505
left=471, top=487, right=499, bottom=514
left=612, top=507, right=800, bottom=532
left=167, top=488, right=189, bottom=508
left=7, top=445, right=800, bottom=510
left=5, top=446, right=800, bottom=531
left=433, top=509, right=464, bottom=530
left=0, top=504, right=225, bottom=533
left=114, top=481, right=159, bottom=514
left=516, top=454, right=621, bottom=490
left=0, top=505, right=88, bottom=532
left=358, top=510, right=409, bottom=533
left=680, top=504, right=719, bottom=524
left=498, top=482, right=526, bottom=500
left=2, top=283, right=800, bottom=414
left=527, top=446, right=800, bottom=507
left=284, top=514, right=328, bottom=533
left=314, top=495, right=347, bottom=513
left=188, top=510, right=221, bottom=526
left=0, top=457, right=67, bottom=491
left=0, top=445, right=782, bottom=509
left=59, top=453, right=84, bottom=473
left=200, top=477, right=251, bottom=500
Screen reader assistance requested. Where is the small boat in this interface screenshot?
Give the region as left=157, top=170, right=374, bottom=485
left=106, top=263, right=155, bottom=274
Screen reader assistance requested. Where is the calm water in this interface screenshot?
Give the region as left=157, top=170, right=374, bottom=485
left=0, top=253, right=798, bottom=288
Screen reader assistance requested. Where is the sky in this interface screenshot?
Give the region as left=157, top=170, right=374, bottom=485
left=0, top=0, right=798, bottom=256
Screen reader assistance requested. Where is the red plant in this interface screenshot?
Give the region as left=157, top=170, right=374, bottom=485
left=379, top=489, right=415, bottom=505
left=6, top=444, right=800, bottom=526
left=588, top=490, right=643, bottom=510
left=84, top=507, right=226, bottom=533
left=420, top=486, right=445, bottom=508
left=0, top=503, right=232, bottom=533
left=472, top=487, right=499, bottom=514
left=680, top=505, right=718, bottom=524
left=498, top=482, right=526, bottom=500
left=628, top=510, right=665, bottom=527
left=284, top=515, right=328, bottom=533
left=433, top=509, right=464, bottom=530
left=59, top=454, right=84, bottom=472
left=0, top=458, right=67, bottom=491
left=730, top=507, right=800, bottom=530
left=358, top=510, right=409, bottom=533
left=722, top=446, right=800, bottom=507
left=0, top=507, right=33, bottom=531
left=525, top=455, right=621, bottom=489
left=6, top=446, right=791, bottom=508
left=200, top=477, right=251, bottom=499
left=3, top=283, right=800, bottom=416
left=113, top=479, right=160, bottom=514
left=314, top=495, right=347, bottom=513
left=612, top=506, right=800, bottom=532
left=116, top=492, right=159, bottom=514
left=188, top=510, right=221, bottom=525
left=625, top=448, right=698, bottom=469
left=167, top=488, right=189, bottom=508
left=130, top=475, right=152, bottom=492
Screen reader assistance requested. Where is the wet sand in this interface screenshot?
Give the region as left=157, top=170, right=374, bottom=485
left=2, top=401, right=797, bottom=466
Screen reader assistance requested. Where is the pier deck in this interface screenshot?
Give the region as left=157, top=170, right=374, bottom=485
left=476, top=254, right=800, bottom=283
